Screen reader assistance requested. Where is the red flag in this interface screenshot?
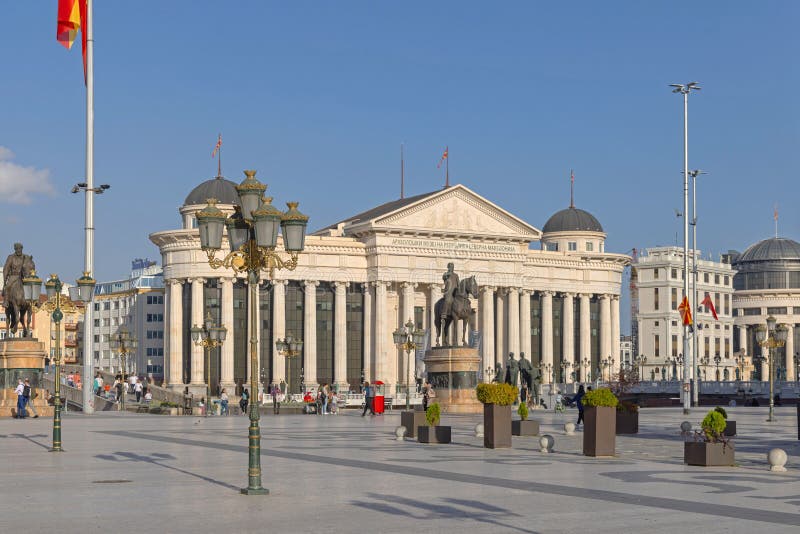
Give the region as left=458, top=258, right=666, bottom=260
left=212, top=135, right=222, bottom=158
left=57, top=0, right=88, bottom=83
left=701, top=293, right=718, bottom=320
left=678, top=296, right=693, bottom=326
left=437, top=147, right=448, bottom=168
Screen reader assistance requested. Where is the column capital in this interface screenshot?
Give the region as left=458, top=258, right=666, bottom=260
left=599, top=293, right=611, bottom=301
left=481, top=285, right=496, bottom=294
left=270, top=279, right=288, bottom=287
left=562, top=292, right=576, bottom=299
left=577, top=292, right=591, bottom=300
left=187, top=277, right=205, bottom=285
left=361, top=284, right=371, bottom=294
left=400, top=281, right=417, bottom=290
left=164, top=278, right=180, bottom=287
left=332, top=281, right=350, bottom=290
left=610, top=294, right=620, bottom=302
left=520, top=289, right=532, bottom=296
left=303, top=280, right=320, bottom=288
left=541, top=290, right=554, bottom=298
left=218, top=276, right=236, bottom=284
left=505, top=287, right=520, bottom=295
left=372, top=280, right=390, bottom=289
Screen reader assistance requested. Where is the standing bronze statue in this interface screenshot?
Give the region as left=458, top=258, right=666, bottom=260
left=434, top=263, right=479, bottom=346
left=2, top=243, right=36, bottom=338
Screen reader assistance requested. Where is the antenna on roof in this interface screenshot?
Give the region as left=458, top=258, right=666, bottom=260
left=570, top=169, right=575, bottom=208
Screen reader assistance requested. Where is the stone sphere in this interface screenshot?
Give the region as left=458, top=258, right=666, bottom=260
left=539, top=434, right=554, bottom=453
left=768, top=448, right=788, bottom=472
left=564, top=422, right=576, bottom=435
left=395, top=426, right=407, bottom=440
left=680, top=421, right=692, bottom=433
left=474, top=423, right=484, bottom=437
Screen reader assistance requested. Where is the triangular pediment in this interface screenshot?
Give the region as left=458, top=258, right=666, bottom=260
left=349, top=185, right=540, bottom=242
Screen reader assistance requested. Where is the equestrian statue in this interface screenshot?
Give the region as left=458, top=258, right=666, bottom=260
left=2, top=243, right=36, bottom=338
left=433, top=262, right=479, bottom=346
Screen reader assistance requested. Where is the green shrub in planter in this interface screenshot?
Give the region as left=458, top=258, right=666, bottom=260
left=714, top=406, right=728, bottom=419
left=426, top=403, right=441, bottom=427
left=517, top=402, right=529, bottom=421
left=700, top=410, right=727, bottom=442
left=475, top=383, right=518, bottom=406
left=583, top=387, right=618, bottom=408
left=616, top=400, right=638, bottom=413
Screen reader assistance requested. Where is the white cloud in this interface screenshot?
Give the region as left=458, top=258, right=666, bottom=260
left=0, top=146, right=56, bottom=204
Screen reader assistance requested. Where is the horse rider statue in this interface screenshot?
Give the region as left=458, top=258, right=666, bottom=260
left=434, top=263, right=479, bottom=347
left=3, top=242, right=36, bottom=338
left=442, top=262, right=460, bottom=322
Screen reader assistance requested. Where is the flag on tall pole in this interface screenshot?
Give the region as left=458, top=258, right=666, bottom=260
left=57, top=0, right=88, bottom=83
left=212, top=134, right=222, bottom=177
left=437, top=146, right=449, bottom=187
left=701, top=293, right=718, bottom=321
left=678, top=295, right=693, bottom=326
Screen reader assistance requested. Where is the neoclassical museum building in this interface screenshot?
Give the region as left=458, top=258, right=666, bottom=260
left=150, top=175, right=629, bottom=396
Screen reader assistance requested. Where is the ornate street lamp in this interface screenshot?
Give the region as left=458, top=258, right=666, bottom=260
left=755, top=316, right=788, bottom=422
left=634, top=354, right=647, bottom=382
left=110, top=328, right=138, bottom=414
left=275, top=334, right=303, bottom=397
left=191, top=312, right=227, bottom=416
left=713, top=354, right=721, bottom=382
left=393, top=318, right=426, bottom=410
left=197, top=170, right=308, bottom=496
left=559, top=360, right=572, bottom=384
left=581, top=357, right=591, bottom=383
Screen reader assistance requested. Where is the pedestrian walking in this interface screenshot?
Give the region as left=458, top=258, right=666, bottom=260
left=24, top=379, right=39, bottom=418
left=361, top=381, right=375, bottom=416
left=574, top=385, right=586, bottom=426
left=322, top=383, right=331, bottom=414
left=220, top=389, right=229, bottom=415
left=134, top=380, right=143, bottom=403
left=271, top=384, right=280, bottom=414
left=239, top=388, right=249, bottom=415
left=14, top=379, right=27, bottom=418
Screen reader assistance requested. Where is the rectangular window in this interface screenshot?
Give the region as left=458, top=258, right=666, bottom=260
left=671, top=321, right=677, bottom=327
left=714, top=274, right=720, bottom=285
left=103, top=302, right=110, bottom=310
left=714, top=293, right=720, bottom=314
left=654, top=288, right=659, bottom=310
left=704, top=336, right=709, bottom=357
left=654, top=335, right=660, bottom=357
left=585, top=242, right=593, bottom=252
left=767, top=307, right=787, bottom=315
left=671, top=288, right=678, bottom=310
left=724, top=338, right=730, bottom=358
left=653, top=268, right=659, bottom=279
left=93, top=319, right=99, bottom=327
left=546, top=242, right=558, bottom=251
left=724, top=294, right=730, bottom=315
left=568, top=242, right=577, bottom=251
left=654, top=321, right=659, bottom=327
left=724, top=275, right=729, bottom=286
left=94, top=303, right=99, bottom=311
left=671, top=334, right=678, bottom=357
left=743, top=308, right=761, bottom=316
left=704, top=273, right=709, bottom=283
left=715, top=338, right=720, bottom=357
left=671, top=268, right=678, bottom=279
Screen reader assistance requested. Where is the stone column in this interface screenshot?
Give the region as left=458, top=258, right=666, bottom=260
left=374, top=281, right=389, bottom=384
left=520, top=290, right=531, bottom=362
left=167, top=279, right=183, bottom=388
left=507, top=287, right=520, bottom=358
left=785, top=325, right=795, bottom=381
left=163, top=280, right=171, bottom=386
left=333, top=281, right=349, bottom=390
left=611, top=295, right=621, bottom=375
left=303, top=280, right=319, bottom=388
left=401, top=282, right=416, bottom=388
left=362, top=284, right=372, bottom=382
left=190, top=277, right=205, bottom=386
left=270, top=280, right=286, bottom=386
left=541, top=291, right=553, bottom=382
left=738, top=325, right=748, bottom=358
left=600, top=294, right=611, bottom=370
left=562, top=293, right=574, bottom=383
left=495, top=289, right=505, bottom=367
left=480, top=286, right=495, bottom=379
left=429, top=284, right=442, bottom=345
left=220, top=277, right=236, bottom=392
left=579, top=294, right=591, bottom=381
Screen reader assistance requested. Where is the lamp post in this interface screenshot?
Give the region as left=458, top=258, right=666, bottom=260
left=191, top=312, right=227, bottom=416
left=560, top=360, right=571, bottom=384
left=671, top=81, right=701, bottom=415
left=581, top=357, right=590, bottom=383
left=543, top=363, right=553, bottom=384
left=110, top=327, right=138, bottom=414
left=635, top=354, right=647, bottom=382
left=755, top=316, right=788, bottom=422
left=688, top=169, right=706, bottom=407
left=197, top=170, right=308, bottom=496
left=393, top=319, right=426, bottom=410
left=734, top=355, right=745, bottom=381
left=275, top=335, right=303, bottom=398
left=713, top=354, right=721, bottom=382
left=24, top=271, right=95, bottom=452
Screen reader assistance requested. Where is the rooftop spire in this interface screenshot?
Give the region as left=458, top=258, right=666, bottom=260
left=569, top=169, right=575, bottom=208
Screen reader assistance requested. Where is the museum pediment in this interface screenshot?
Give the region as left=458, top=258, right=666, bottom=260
left=357, top=185, right=540, bottom=242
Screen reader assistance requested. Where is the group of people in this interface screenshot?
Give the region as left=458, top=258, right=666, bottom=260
left=91, top=372, right=152, bottom=404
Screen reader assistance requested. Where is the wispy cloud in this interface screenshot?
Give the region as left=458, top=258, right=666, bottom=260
left=0, top=146, right=55, bottom=204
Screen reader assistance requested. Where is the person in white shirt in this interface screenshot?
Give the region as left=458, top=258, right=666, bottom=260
left=14, top=379, right=26, bottom=419
left=134, top=381, right=143, bottom=403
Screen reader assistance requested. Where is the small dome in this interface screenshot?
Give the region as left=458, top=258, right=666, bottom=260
left=542, top=207, right=603, bottom=234
left=184, top=176, right=238, bottom=206
left=735, top=237, right=800, bottom=264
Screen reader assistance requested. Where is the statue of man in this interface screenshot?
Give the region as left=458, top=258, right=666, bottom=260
left=492, top=363, right=503, bottom=383
left=3, top=243, right=35, bottom=336
left=518, top=352, right=533, bottom=389
left=505, top=352, right=519, bottom=386
left=441, top=262, right=460, bottom=318
left=2, top=243, right=27, bottom=297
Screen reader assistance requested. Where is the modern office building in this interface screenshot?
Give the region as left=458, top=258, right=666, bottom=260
left=150, top=175, right=630, bottom=397
left=634, top=247, right=736, bottom=382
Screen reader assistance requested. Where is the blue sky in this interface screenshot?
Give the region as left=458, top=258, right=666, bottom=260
left=1, top=1, right=798, bottom=332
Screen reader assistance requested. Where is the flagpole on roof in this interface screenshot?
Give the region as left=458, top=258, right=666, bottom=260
left=218, top=133, right=222, bottom=178
left=445, top=145, right=449, bottom=188
left=82, top=0, right=96, bottom=414
left=400, top=143, right=405, bottom=199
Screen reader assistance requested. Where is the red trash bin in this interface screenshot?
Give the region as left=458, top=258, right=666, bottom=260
left=373, top=381, right=385, bottom=414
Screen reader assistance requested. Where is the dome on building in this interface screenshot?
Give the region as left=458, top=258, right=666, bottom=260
left=735, top=237, right=800, bottom=264
left=184, top=176, right=239, bottom=206
left=542, top=206, right=603, bottom=234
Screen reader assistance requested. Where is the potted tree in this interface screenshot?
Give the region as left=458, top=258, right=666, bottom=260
left=616, top=400, right=639, bottom=434
left=583, top=387, right=618, bottom=457
left=714, top=406, right=736, bottom=437
left=476, top=383, right=518, bottom=448
left=684, top=408, right=735, bottom=466
left=512, top=401, right=539, bottom=436
left=417, top=403, right=451, bottom=444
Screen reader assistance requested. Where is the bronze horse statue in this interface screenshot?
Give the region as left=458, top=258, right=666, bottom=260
left=3, top=254, right=35, bottom=338
left=434, top=275, right=479, bottom=347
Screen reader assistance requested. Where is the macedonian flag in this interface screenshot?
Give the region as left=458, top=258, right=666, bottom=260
left=678, top=295, right=693, bottom=326
left=57, top=0, right=88, bottom=82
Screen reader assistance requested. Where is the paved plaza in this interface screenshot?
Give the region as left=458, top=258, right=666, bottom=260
left=2, top=406, right=800, bottom=533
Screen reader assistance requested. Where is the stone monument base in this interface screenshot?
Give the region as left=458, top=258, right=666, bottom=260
left=424, top=346, right=481, bottom=414
left=0, top=338, right=51, bottom=418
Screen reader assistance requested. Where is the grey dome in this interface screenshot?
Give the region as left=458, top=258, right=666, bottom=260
left=184, top=177, right=238, bottom=206
left=542, top=207, right=603, bottom=234
left=735, top=237, right=800, bottom=263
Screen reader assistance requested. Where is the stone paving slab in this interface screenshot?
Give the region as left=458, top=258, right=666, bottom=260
left=1, top=406, right=799, bottom=533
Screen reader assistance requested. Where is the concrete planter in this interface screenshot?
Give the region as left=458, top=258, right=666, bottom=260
left=418, top=425, right=451, bottom=444
left=616, top=410, right=639, bottom=434
left=684, top=441, right=735, bottom=466
left=512, top=419, right=539, bottom=437
left=401, top=410, right=427, bottom=438
left=483, top=403, right=512, bottom=449
left=722, top=420, right=736, bottom=437
left=583, top=406, right=616, bottom=457
left=168, top=407, right=179, bottom=416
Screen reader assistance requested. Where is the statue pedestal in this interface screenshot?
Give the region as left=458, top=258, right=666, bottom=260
left=424, top=346, right=481, bottom=414
left=0, top=338, right=51, bottom=418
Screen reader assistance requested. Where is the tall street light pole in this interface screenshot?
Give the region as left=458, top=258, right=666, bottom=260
left=393, top=318, right=426, bottom=410
left=689, top=169, right=706, bottom=406
left=276, top=335, right=303, bottom=398
left=110, top=328, right=137, bottom=414
left=197, top=170, right=309, bottom=496
left=191, top=312, right=227, bottom=416
left=756, top=316, right=788, bottom=422
left=671, top=81, right=701, bottom=415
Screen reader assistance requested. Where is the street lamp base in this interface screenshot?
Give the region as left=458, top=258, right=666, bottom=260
left=49, top=448, right=64, bottom=453
left=241, top=487, right=269, bottom=496
left=682, top=408, right=690, bottom=415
